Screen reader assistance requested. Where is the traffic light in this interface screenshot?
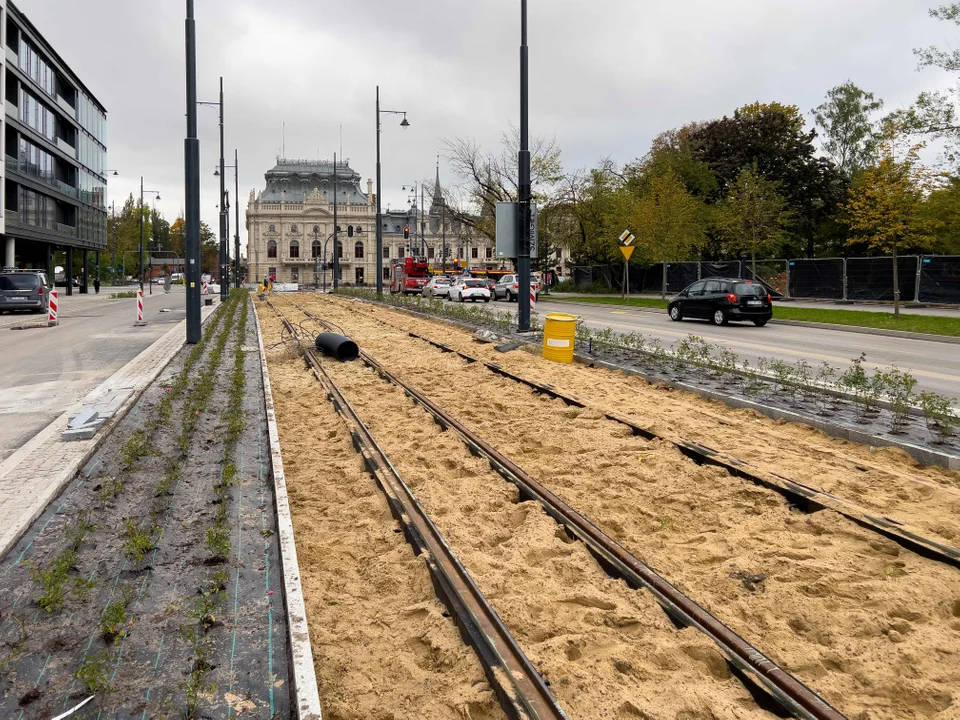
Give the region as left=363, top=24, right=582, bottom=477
left=404, top=226, right=410, bottom=239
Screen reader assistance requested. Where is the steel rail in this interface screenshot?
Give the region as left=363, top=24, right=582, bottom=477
left=394, top=327, right=960, bottom=569
left=295, top=305, right=847, bottom=720
left=265, top=300, right=569, bottom=720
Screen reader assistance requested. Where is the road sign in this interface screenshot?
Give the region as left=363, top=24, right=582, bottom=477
left=496, top=201, right=539, bottom=259
left=619, top=245, right=635, bottom=261
left=619, top=229, right=635, bottom=246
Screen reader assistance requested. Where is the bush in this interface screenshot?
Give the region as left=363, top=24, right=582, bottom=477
left=918, top=390, right=958, bottom=444
left=880, top=367, right=917, bottom=434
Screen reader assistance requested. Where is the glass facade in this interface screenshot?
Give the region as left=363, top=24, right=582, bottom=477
left=18, top=87, right=56, bottom=142
left=18, top=37, right=57, bottom=98
left=19, top=186, right=57, bottom=231
left=76, top=93, right=106, bottom=145
left=18, top=138, right=54, bottom=183
left=79, top=169, right=105, bottom=208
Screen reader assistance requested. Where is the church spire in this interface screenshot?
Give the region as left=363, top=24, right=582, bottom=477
left=430, top=155, right=445, bottom=215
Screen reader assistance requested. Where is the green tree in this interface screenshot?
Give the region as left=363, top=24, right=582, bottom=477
left=716, top=164, right=792, bottom=281
left=691, top=102, right=848, bottom=256
left=631, top=169, right=707, bottom=298
left=920, top=177, right=960, bottom=254
left=169, top=216, right=186, bottom=258
left=893, top=4, right=960, bottom=168
left=812, top=81, right=884, bottom=177
left=843, top=145, right=942, bottom=317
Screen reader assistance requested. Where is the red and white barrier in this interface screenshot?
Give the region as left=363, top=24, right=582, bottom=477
left=134, top=288, right=147, bottom=326
left=530, top=287, right=537, bottom=314
left=47, top=290, right=58, bottom=326
left=202, top=280, right=209, bottom=295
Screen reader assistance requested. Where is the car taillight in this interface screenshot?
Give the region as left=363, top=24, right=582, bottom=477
left=727, top=293, right=737, bottom=302
left=38, top=287, right=43, bottom=295
left=767, top=294, right=772, bottom=303
left=513, top=284, right=518, bottom=289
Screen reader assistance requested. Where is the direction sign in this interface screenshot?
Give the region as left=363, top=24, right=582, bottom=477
left=619, top=245, right=635, bottom=261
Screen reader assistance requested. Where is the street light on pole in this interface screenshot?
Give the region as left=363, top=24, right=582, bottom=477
left=402, top=182, right=426, bottom=258
left=214, top=150, right=241, bottom=287
left=198, top=77, right=227, bottom=301
left=139, top=177, right=161, bottom=292
left=149, top=195, right=160, bottom=295
left=375, top=87, right=410, bottom=297
left=517, top=0, right=532, bottom=332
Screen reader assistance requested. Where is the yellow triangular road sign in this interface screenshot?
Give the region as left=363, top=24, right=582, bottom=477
left=619, top=245, right=635, bottom=261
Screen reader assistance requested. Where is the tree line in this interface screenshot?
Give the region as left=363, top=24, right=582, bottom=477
left=442, top=2, right=960, bottom=302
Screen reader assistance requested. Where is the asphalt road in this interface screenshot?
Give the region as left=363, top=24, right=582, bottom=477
left=474, top=296, right=960, bottom=399
left=0, top=285, right=190, bottom=461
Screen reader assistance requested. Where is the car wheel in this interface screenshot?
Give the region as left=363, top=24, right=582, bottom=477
left=484, top=298, right=490, bottom=303
left=711, top=309, right=728, bottom=326
left=459, top=296, right=465, bottom=303
left=669, top=305, right=683, bottom=322
left=753, top=319, right=768, bottom=327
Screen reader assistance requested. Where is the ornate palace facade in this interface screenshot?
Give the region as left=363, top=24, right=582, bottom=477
left=246, top=159, right=508, bottom=287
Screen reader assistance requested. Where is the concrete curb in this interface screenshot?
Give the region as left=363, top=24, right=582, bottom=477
left=252, top=300, right=324, bottom=720
left=0, top=312, right=213, bottom=560
left=546, top=299, right=960, bottom=344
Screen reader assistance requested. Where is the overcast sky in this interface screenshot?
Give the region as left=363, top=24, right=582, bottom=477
left=18, top=0, right=957, bottom=253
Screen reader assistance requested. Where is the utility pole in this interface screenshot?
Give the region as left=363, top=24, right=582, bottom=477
left=139, top=176, right=145, bottom=291
left=441, top=203, right=446, bottom=272
left=333, top=153, right=339, bottom=290
left=218, top=76, right=227, bottom=301
left=517, top=0, right=532, bottom=331
left=420, top=185, right=426, bottom=258
left=184, top=0, right=201, bottom=343
left=376, top=86, right=383, bottom=296
left=234, top=149, right=240, bottom=287
left=110, top=201, right=117, bottom=286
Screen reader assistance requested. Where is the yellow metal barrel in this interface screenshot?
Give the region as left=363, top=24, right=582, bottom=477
left=541, top=313, right=576, bottom=363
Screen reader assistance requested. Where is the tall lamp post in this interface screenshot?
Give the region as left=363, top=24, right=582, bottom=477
left=184, top=0, right=202, bottom=344
left=148, top=195, right=160, bottom=295
left=198, top=77, right=227, bottom=301
left=517, top=0, right=532, bottom=331
left=214, top=153, right=241, bottom=287
left=375, top=87, right=410, bottom=296
left=401, top=182, right=426, bottom=258
left=139, top=178, right=161, bottom=291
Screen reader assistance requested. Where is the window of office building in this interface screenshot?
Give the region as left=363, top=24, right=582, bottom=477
left=19, top=38, right=57, bottom=98
left=18, top=88, right=56, bottom=142
left=18, top=186, right=57, bottom=230
left=19, top=138, right=54, bottom=183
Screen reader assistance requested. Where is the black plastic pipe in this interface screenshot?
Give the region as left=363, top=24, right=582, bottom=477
left=315, top=332, right=359, bottom=362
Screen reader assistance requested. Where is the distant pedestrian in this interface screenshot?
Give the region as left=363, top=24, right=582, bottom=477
left=93, top=277, right=100, bottom=294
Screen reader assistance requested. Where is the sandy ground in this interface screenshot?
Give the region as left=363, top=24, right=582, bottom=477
left=260, top=304, right=777, bottom=720
left=279, top=294, right=960, bottom=720
left=260, top=325, right=503, bottom=720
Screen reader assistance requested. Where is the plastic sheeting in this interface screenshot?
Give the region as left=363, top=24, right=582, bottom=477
left=919, top=256, right=960, bottom=303
left=788, top=258, right=844, bottom=299
left=846, top=256, right=918, bottom=302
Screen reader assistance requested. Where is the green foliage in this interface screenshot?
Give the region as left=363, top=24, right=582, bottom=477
left=32, top=550, right=76, bottom=612
left=119, top=429, right=151, bottom=470
left=75, top=650, right=113, bottom=694
left=812, top=81, right=885, bottom=177
left=918, top=390, right=958, bottom=444
left=101, top=599, right=130, bottom=644
left=122, top=519, right=155, bottom=564
left=880, top=367, right=918, bottom=434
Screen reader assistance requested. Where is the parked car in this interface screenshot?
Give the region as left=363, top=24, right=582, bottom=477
left=0, top=268, right=50, bottom=314
left=667, top=278, right=772, bottom=326
left=449, top=278, right=491, bottom=303
left=492, top=274, right=540, bottom=301
left=422, top=277, right=452, bottom=298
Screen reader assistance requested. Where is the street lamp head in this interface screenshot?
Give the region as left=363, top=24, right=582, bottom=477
left=213, top=169, right=220, bottom=177
left=156, top=194, right=161, bottom=201
left=400, top=115, right=410, bottom=128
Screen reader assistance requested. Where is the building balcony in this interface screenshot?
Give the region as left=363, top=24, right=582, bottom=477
left=56, top=95, right=76, bottom=118
left=6, top=46, right=17, bottom=66
left=279, top=254, right=312, bottom=264
left=56, top=137, right=76, bottom=157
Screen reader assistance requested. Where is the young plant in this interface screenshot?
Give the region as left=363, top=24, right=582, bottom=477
left=75, top=650, right=112, bottom=694
left=918, top=390, right=958, bottom=444
left=122, top=519, right=155, bottom=565
left=712, top=347, right=739, bottom=388
left=813, top=362, right=838, bottom=416
left=881, top=367, right=917, bottom=434
left=793, top=359, right=814, bottom=404
left=101, top=599, right=130, bottom=644
left=32, top=550, right=76, bottom=612
left=840, top=352, right=871, bottom=423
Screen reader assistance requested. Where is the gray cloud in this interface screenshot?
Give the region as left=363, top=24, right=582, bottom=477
left=19, top=0, right=956, bottom=253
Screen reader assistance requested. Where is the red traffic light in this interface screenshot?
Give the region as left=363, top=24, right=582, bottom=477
left=403, top=226, right=410, bottom=239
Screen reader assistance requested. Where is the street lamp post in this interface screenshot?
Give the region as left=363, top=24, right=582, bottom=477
left=402, top=182, right=426, bottom=259
left=198, top=77, right=227, bottom=301
left=139, top=177, right=161, bottom=292
left=517, top=0, right=532, bottom=331
left=375, top=87, right=410, bottom=297
left=184, top=0, right=202, bottom=344
left=149, top=196, right=160, bottom=295
left=214, top=150, right=241, bottom=287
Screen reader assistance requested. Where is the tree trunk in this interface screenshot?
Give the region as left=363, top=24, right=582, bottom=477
left=892, top=241, right=900, bottom=320
left=751, top=251, right=757, bottom=283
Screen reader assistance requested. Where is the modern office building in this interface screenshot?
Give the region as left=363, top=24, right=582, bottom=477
left=1, top=1, right=107, bottom=293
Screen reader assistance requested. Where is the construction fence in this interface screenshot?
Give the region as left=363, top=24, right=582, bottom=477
left=569, top=255, right=960, bottom=304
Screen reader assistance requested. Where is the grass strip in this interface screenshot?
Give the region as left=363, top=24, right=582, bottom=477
left=549, top=295, right=960, bottom=336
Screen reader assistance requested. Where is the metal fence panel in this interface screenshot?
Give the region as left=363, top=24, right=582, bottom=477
left=788, top=258, right=844, bottom=299
left=919, top=256, right=960, bottom=303
left=846, top=256, right=918, bottom=302
left=700, top=261, right=741, bottom=280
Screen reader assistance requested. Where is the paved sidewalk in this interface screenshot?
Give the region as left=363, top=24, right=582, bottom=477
left=0, top=305, right=216, bottom=560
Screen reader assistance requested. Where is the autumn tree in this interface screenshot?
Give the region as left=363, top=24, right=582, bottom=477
left=631, top=169, right=707, bottom=298
left=843, top=145, right=942, bottom=317
left=812, top=81, right=884, bottom=177
left=716, top=164, right=792, bottom=281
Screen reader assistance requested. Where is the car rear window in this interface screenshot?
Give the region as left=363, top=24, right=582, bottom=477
left=0, top=274, right=41, bottom=290
left=465, top=280, right=486, bottom=287
left=734, top=283, right=766, bottom=296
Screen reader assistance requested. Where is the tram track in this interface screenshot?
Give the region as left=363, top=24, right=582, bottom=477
left=275, top=295, right=960, bottom=719
left=267, top=300, right=847, bottom=720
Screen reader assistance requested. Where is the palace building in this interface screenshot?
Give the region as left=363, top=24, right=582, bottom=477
left=246, top=158, right=505, bottom=287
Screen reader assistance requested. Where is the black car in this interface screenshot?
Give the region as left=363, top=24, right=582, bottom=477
left=0, top=269, right=50, bottom=314
left=667, top=278, right=772, bottom=326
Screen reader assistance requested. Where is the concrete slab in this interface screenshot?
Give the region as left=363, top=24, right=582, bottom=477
left=67, top=408, right=99, bottom=429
